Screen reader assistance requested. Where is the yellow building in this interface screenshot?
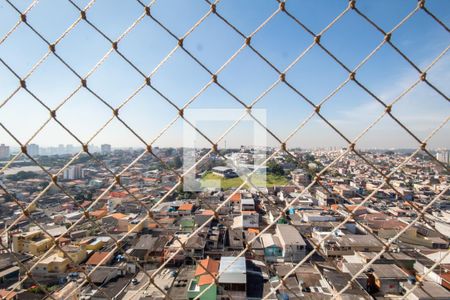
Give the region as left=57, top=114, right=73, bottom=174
left=80, top=238, right=104, bottom=251
left=57, top=244, right=87, bottom=265
left=127, top=220, right=144, bottom=233
left=33, top=254, right=69, bottom=275
left=12, top=231, right=52, bottom=256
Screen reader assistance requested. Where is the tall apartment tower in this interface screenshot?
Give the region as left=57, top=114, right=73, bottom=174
left=63, top=165, right=84, bottom=180
left=436, top=150, right=449, bottom=165
left=28, top=144, right=40, bottom=156
left=0, top=144, right=10, bottom=159
left=101, top=144, right=112, bottom=154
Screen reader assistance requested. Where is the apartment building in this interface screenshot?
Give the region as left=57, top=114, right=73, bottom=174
left=276, top=224, right=306, bottom=263
left=12, top=231, right=52, bottom=256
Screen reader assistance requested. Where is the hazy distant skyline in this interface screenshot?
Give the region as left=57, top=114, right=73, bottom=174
left=0, top=0, right=449, bottom=149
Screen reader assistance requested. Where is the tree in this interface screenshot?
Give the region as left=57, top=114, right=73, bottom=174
left=169, top=156, right=183, bottom=169
left=267, top=161, right=285, bottom=176
left=6, top=171, right=39, bottom=181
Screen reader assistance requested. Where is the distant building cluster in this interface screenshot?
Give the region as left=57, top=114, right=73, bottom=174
left=0, top=148, right=448, bottom=299
left=437, top=149, right=450, bottom=165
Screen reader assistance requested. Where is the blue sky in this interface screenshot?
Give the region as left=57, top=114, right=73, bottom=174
left=0, top=0, right=448, bottom=149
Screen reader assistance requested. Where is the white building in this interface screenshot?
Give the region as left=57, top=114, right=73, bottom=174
left=0, top=144, right=10, bottom=159
left=276, top=224, right=306, bottom=262
left=240, top=198, right=255, bottom=211
left=28, top=144, right=39, bottom=156
left=436, top=150, right=449, bottom=164
left=101, top=144, right=112, bottom=154
left=63, top=165, right=84, bottom=180
left=232, top=211, right=259, bottom=229
left=218, top=257, right=246, bottom=293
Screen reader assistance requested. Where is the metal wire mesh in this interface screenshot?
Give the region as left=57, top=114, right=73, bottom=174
left=0, top=0, right=448, bottom=299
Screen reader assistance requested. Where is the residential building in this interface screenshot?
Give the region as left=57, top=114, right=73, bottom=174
left=63, top=165, right=84, bottom=180
left=218, top=257, right=246, bottom=297
left=12, top=230, right=52, bottom=256
left=291, top=169, right=310, bottom=185
left=101, top=144, right=112, bottom=154
left=211, top=166, right=238, bottom=178
left=0, top=144, right=10, bottom=159
left=276, top=224, right=306, bottom=262
left=260, top=233, right=282, bottom=262
left=240, top=198, right=255, bottom=211
left=436, top=149, right=449, bottom=164
left=33, top=253, right=70, bottom=276
left=28, top=143, right=39, bottom=156
left=187, top=257, right=219, bottom=300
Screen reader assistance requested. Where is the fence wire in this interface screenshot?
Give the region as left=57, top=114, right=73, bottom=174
left=0, top=0, right=449, bottom=300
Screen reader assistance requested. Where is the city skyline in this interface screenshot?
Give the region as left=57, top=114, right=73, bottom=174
left=0, top=1, right=448, bottom=299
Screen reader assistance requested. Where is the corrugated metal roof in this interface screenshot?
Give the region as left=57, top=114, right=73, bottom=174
left=218, top=257, right=246, bottom=284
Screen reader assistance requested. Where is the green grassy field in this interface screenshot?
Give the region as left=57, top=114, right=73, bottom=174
left=200, top=172, right=289, bottom=189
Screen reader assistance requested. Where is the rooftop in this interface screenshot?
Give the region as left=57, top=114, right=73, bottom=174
left=218, top=257, right=246, bottom=284
left=277, top=224, right=306, bottom=246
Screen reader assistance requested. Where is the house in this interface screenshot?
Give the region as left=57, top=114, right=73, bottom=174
left=101, top=213, right=128, bottom=229
left=413, top=250, right=450, bottom=289
left=232, top=211, right=259, bottom=229
left=369, top=264, right=409, bottom=295
left=229, top=192, right=242, bottom=205
left=291, top=169, right=310, bottom=185
left=343, top=262, right=409, bottom=296
left=12, top=230, right=52, bottom=256
left=343, top=251, right=416, bottom=270
left=315, top=188, right=338, bottom=206
left=32, top=253, right=70, bottom=277
left=187, top=257, right=219, bottom=300
left=178, top=203, right=195, bottom=216
left=86, top=251, right=114, bottom=268
left=218, top=257, right=246, bottom=296
left=333, top=184, right=357, bottom=198
left=313, top=233, right=384, bottom=257
left=128, top=235, right=166, bottom=263
left=240, top=198, right=255, bottom=211
left=0, top=289, right=17, bottom=300
left=300, top=210, right=338, bottom=222
left=58, top=244, right=87, bottom=265
left=260, top=233, right=282, bottom=262
left=227, top=229, right=244, bottom=251
left=90, top=208, right=108, bottom=219
left=0, top=266, right=19, bottom=289
left=401, top=281, right=450, bottom=300
left=212, top=167, right=238, bottom=178
left=164, top=232, right=207, bottom=265
left=195, top=210, right=215, bottom=226
left=178, top=217, right=196, bottom=233
left=276, top=224, right=306, bottom=262
left=322, top=268, right=372, bottom=299
left=80, top=237, right=105, bottom=251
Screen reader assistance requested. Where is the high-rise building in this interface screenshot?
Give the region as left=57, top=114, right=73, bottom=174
left=58, top=144, right=65, bottom=155
left=436, top=150, right=449, bottom=165
left=63, top=165, right=84, bottom=180
left=0, top=144, right=10, bottom=159
left=66, top=144, right=75, bottom=155
left=101, top=144, right=112, bottom=154
left=28, top=144, right=39, bottom=156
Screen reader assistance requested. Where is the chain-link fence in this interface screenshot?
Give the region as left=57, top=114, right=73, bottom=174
left=0, top=0, right=449, bottom=299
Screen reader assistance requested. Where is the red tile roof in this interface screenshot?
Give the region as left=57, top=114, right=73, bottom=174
left=0, top=289, right=16, bottom=300
left=86, top=252, right=113, bottom=266
left=178, top=203, right=194, bottom=211
left=230, top=193, right=241, bottom=202
left=195, top=257, right=219, bottom=286
left=109, top=191, right=127, bottom=198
